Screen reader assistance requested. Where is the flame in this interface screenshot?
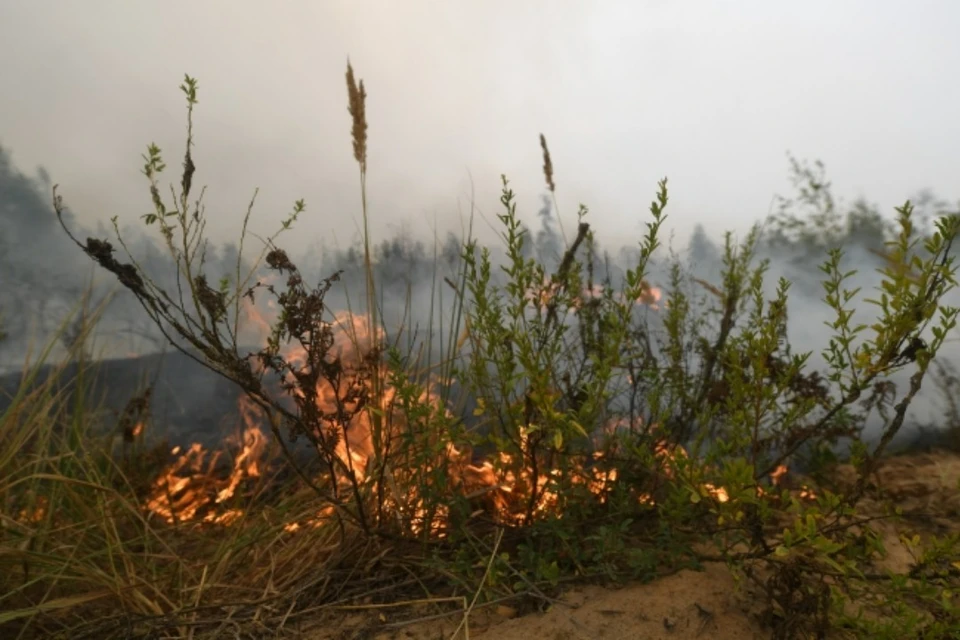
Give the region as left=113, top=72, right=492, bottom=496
left=142, top=304, right=393, bottom=528
left=768, top=463, right=817, bottom=500
left=637, top=284, right=663, bottom=310
left=771, top=464, right=788, bottom=485
left=523, top=278, right=663, bottom=311
left=703, top=484, right=730, bottom=503
left=145, top=395, right=268, bottom=525
left=142, top=295, right=817, bottom=535
left=15, top=495, right=48, bottom=524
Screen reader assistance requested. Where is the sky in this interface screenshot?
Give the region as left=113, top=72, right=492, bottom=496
left=1, top=0, right=958, bottom=257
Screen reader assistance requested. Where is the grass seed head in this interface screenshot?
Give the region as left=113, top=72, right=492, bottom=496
left=346, top=61, right=368, bottom=171
left=540, top=133, right=555, bottom=193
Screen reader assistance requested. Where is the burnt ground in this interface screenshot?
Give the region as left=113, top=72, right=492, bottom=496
left=1, top=350, right=956, bottom=458
left=0, top=349, right=246, bottom=450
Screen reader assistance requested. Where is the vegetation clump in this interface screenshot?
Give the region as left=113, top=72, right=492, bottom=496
left=2, top=65, right=959, bottom=639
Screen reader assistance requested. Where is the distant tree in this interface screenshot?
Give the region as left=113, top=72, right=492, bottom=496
left=0, top=144, right=67, bottom=237
left=534, top=194, right=562, bottom=267
left=441, top=231, right=462, bottom=269
left=518, top=222, right=535, bottom=261
left=686, top=223, right=719, bottom=266
left=764, top=153, right=845, bottom=256
left=845, top=199, right=891, bottom=252
left=0, top=144, right=86, bottom=349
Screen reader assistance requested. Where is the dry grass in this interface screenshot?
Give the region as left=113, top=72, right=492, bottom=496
left=3, top=61, right=960, bottom=640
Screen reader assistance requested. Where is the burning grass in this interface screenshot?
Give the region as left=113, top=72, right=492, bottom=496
left=0, top=328, right=825, bottom=640
left=3, top=65, right=960, bottom=640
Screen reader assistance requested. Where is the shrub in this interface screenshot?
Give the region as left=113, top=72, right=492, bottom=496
left=18, top=64, right=960, bottom=638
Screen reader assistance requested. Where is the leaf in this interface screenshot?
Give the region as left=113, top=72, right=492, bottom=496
left=820, top=555, right=845, bottom=574
left=0, top=591, right=112, bottom=624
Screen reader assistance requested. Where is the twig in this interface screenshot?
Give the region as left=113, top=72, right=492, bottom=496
left=449, top=527, right=504, bottom=639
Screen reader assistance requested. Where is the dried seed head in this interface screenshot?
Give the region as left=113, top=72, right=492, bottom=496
left=346, top=61, right=368, bottom=171
left=539, top=133, right=555, bottom=193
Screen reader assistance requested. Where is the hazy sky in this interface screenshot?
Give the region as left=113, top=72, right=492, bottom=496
left=1, top=0, right=958, bottom=256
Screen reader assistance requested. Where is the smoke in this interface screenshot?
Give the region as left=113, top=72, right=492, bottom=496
left=0, top=144, right=95, bottom=368
left=0, top=143, right=258, bottom=372
left=2, top=141, right=958, bottom=455
left=679, top=196, right=960, bottom=449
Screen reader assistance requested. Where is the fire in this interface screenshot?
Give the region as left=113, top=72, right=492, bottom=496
left=15, top=495, right=48, bottom=524
left=524, top=278, right=663, bottom=311
left=703, top=484, right=730, bottom=503
left=142, top=293, right=817, bottom=535
left=771, top=464, right=788, bottom=485
left=145, top=397, right=267, bottom=525
left=769, top=463, right=818, bottom=500
left=142, top=305, right=399, bottom=529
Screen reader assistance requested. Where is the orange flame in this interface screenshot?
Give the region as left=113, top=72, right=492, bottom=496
left=524, top=278, right=662, bottom=311
left=143, top=296, right=815, bottom=535
left=145, top=395, right=268, bottom=525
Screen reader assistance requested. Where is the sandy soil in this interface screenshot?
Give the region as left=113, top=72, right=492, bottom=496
left=467, top=563, right=764, bottom=640
left=304, top=449, right=960, bottom=640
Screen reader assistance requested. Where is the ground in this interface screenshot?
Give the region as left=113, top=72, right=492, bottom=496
left=297, top=449, right=960, bottom=640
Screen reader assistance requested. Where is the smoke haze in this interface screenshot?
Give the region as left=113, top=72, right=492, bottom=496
left=1, top=0, right=959, bottom=450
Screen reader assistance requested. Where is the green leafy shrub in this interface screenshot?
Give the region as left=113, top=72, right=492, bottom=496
left=20, top=64, right=960, bottom=639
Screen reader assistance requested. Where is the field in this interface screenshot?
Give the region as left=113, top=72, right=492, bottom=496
left=2, top=67, right=960, bottom=640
